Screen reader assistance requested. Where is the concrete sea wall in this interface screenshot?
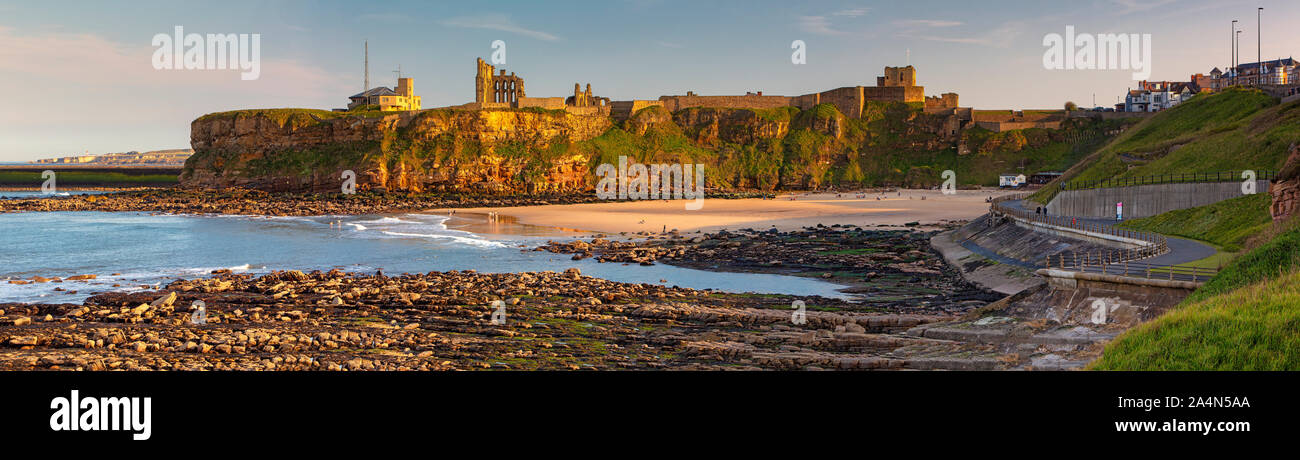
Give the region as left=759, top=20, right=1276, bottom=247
left=1046, top=181, right=1269, bottom=220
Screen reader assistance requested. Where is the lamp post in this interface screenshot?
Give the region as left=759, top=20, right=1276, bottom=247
left=1232, top=20, right=1238, bottom=73
left=1237, top=30, right=1243, bottom=85
left=1259, top=7, right=1264, bottom=85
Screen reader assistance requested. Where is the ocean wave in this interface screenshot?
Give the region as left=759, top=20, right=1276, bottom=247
left=378, top=230, right=508, bottom=248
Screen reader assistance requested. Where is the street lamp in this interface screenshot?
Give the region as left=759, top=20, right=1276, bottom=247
left=1259, top=7, right=1264, bottom=85
left=1236, top=30, right=1243, bottom=85
left=1232, top=20, right=1238, bottom=72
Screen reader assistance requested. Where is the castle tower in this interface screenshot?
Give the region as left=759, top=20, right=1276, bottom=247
left=877, top=66, right=917, bottom=87
left=475, top=58, right=495, bottom=104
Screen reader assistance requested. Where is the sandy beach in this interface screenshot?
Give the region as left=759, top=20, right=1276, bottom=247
left=438, top=189, right=1017, bottom=234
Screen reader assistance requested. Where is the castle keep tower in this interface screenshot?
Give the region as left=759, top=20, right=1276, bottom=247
left=877, top=66, right=917, bottom=87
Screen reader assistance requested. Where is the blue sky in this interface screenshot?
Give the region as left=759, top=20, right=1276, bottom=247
left=1, top=0, right=1297, bottom=161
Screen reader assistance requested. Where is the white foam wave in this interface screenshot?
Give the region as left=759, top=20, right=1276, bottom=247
left=378, top=231, right=507, bottom=248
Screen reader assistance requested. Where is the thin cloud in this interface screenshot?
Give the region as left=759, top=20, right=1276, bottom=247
left=833, top=8, right=869, bottom=17
left=906, top=21, right=1024, bottom=47
left=440, top=15, right=560, bottom=41
left=895, top=19, right=963, bottom=28
left=657, top=41, right=684, bottom=49
left=1110, top=0, right=1179, bottom=14
left=358, top=13, right=414, bottom=23
left=797, top=16, right=851, bottom=36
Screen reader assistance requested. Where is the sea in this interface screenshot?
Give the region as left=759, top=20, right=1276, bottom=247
left=0, top=203, right=849, bottom=303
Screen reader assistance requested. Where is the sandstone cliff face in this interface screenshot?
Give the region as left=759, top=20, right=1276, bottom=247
left=183, top=109, right=611, bottom=193
left=182, top=102, right=1097, bottom=194
left=1271, top=143, right=1300, bottom=221
left=675, top=108, right=793, bottom=146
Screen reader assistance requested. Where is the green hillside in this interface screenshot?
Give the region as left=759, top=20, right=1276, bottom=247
left=1090, top=222, right=1300, bottom=370
left=1115, top=193, right=1271, bottom=252
left=1030, top=88, right=1300, bottom=204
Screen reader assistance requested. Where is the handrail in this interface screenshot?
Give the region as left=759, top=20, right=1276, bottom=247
left=1060, top=170, right=1276, bottom=191
left=987, top=194, right=1219, bottom=282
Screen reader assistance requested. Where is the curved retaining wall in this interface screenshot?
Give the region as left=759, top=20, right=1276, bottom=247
left=1046, top=181, right=1269, bottom=219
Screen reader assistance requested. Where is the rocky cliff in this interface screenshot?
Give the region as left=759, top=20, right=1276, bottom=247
left=182, top=103, right=1115, bottom=193
left=183, top=108, right=611, bottom=193
left=1271, top=143, right=1300, bottom=221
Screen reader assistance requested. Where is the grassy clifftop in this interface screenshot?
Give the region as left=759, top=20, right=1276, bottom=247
left=195, top=108, right=394, bottom=128
left=1030, top=88, right=1300, bottom=204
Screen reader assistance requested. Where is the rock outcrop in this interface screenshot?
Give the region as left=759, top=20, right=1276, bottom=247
left=1271, top=143, right=1300, bottom=221
left=183, top=109, right=612, bottom=194
left=180, top=103, right=1104, bottom=193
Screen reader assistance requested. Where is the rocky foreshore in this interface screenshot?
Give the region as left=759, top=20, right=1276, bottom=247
left=0, top=188, right=606, bottom=216
left=540, top=225, right=1002, bottom=312
left=0, top=267, right=974, bottom=371
left=0, top=187, right=779, bottom=216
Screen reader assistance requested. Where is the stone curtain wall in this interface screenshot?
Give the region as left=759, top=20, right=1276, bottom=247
left=610, top=100, right=664, bottom=122
left=816, top=87, right=865, bottom=118
left=976, top=120, right=1063, bottom=132
left=862, top=86, right=923, bottom=104
left=657, top=94, right=796, bottom=112
left=564, top=106, right=611, bottom=116
left=517, top=97, right=566, bottom=109
left=1047, top=181, right=1273, bottom=219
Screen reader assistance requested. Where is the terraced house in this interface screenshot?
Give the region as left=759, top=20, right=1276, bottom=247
left=1209, top=58, right=1299, bottom=88
left=1122, top=80, right=1202, bottom=112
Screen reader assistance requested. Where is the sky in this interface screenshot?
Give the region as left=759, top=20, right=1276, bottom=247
left=1, top=0, right=1297, bottom=162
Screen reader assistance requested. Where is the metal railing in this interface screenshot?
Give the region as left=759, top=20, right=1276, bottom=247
left=1061, top=170, right=1276, bottom=191
left=989, top=194, right=1217, bottom=282
left=1041, top=252, right=1217, bottom=283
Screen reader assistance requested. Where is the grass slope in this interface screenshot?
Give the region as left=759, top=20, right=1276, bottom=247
left=1115, top=193, right=1271, bottom=252
left=1030, top=88, right=1300, bottom=204
left=1090, top=223, right=1300, bottom=370
left=0, top=171, right=178, bottom=186
left=1089, top=269, right=1300, bottom=370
